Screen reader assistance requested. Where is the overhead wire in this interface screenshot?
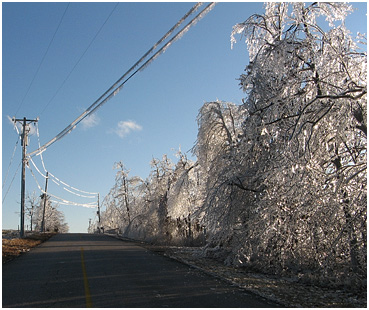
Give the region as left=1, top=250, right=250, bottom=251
left=78, top=2, right=217, bottom=121
left=62, top=186, right=96, bottom=199
left=33, top=122, right=98, bottom=196
left=14, top=3, right=70, bottom=117
left=3, top=137, right=20, bottom=188
left=29, top=2, right=206, bottom=157
left=2, top=161, right=21, bottom=204
left=27, top=163, right=97, bottom=208
left=50, top=200, right=97, bottom=208
left=28, top=156, right=98, bottom=198
left=27, top=2, right=216, bottom=158
left=27, top=162, right=44, bottom=193
left=35, top=121, right=47, bottom=172
left=39, top=2, right=119, bottom=116
left=48, top=171, right=98, bottom=195
left=29, top=128, right=99, bottom=206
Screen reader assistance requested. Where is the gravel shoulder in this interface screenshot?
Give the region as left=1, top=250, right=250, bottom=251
left=161, top=247, right=366, bottom=308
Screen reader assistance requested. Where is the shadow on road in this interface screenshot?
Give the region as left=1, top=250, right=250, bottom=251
left=3, top=233, right=278, bottom=308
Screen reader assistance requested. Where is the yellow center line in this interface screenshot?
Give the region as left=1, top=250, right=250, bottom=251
left=80, top=247, right=93, bottom=308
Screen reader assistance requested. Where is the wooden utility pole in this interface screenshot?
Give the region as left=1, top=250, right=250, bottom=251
left=97, top=193, right=101, bottom=233
left=13, top=117, right=38, bottom=238
left=41, top=172, right=49, bottom=233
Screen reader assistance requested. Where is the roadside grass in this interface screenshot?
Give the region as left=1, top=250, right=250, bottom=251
left=2, top=232, right=56, bottom=263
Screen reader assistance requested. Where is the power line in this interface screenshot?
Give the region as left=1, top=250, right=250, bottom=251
left=14, top=3, right=70, bottom=117
left=62, top=186, right=97, bottom=199
left=3, top=137, right=19, bottom=189
left=39, top=2, right=119, bottom=116
left=28, top=2, right=216, bottom=158
left=32, top=122, right=98, bottom=196
left=2, top=161, right=21, bottom=204
left=50, top=200, right=97, bottom=208
left=27, top=163, right=97, bottom=208
left=28, top=156, right=98, bottom=197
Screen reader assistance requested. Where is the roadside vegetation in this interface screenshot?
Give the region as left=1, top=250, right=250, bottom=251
left=2, top=231, right=55, bottom=263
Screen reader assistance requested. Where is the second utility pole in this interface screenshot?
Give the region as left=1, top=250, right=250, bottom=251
left=97, top=193, right=101, bottom=233
left=41, top=172, right=49, bottom=233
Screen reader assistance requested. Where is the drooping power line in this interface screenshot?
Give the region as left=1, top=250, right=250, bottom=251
left=27, top=162, right=97, bottom=208
left=28, top=155, right=98, bottom=198
left=27, top=2, right=216, bottom=158
left=33, top=122, right=98, bottom=196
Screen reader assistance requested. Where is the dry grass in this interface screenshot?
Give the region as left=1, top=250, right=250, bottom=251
left=2, top=232, right=56, bottom=263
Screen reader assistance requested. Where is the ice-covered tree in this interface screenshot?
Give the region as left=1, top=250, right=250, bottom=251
left=33, top=195, right=69, bottom=233
left=194, top=101, right=263, bottom=252
left=99, top=152, right=207, bottom=245
left=139, top=155, right=175, bottom=242
left=166, top=149, right=205, bottom=245
left=113, top=161, right=133, bottom=227
left=26, top=191, right=38, bottom=231
left=99, top=162, right=145, bottom=235
left=195, top=2, right=366, bottom=288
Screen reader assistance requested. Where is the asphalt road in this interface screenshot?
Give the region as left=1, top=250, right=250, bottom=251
left=3, top=233, right=277, bottom=308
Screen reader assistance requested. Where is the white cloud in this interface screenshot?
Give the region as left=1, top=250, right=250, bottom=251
left=81, top=113, right=100, bottom=130
left=114, top=120, right=142, bottom=138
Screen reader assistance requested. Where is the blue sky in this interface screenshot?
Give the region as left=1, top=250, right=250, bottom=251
left=2, top=2, right=367, bottom=233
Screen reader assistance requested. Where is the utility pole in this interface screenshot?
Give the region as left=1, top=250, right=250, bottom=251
left=97, top=193, right=101, bottom=233
left=41, top=172, right=49, bottom=233
left=13, top=117, right=38, bottom=238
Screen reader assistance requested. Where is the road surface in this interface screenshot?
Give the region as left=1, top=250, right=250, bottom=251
left=3, top=233, right=277, bottom=307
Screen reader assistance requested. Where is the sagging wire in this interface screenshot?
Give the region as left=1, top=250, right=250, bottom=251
left=28, top=157, right=48, bottom=179
left=48, top=171, right=98, bottom=196
left=27, top=163, right=97, bottom=208
left=62, top=186, right=97, bottom=199
left=33, top=122, right=98, bottom=197
left=35, top=123, right=47, bottom=173
left=28, top=156, right=98, bottom=198
left=27, top=162, right=44, bottom=193
left=27, top=2, right=216, bottom=158
left=47, top=191, right=97, bottom=208
left=76, top=2, right=217, bottom=122
left=50, top=200, right=97, bottom=208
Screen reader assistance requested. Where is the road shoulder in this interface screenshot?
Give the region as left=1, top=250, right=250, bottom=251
left=104, top=233, right=366, bottom=307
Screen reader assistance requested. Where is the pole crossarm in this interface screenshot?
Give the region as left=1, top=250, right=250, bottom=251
left=13, top=118, right=39, bottom=123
